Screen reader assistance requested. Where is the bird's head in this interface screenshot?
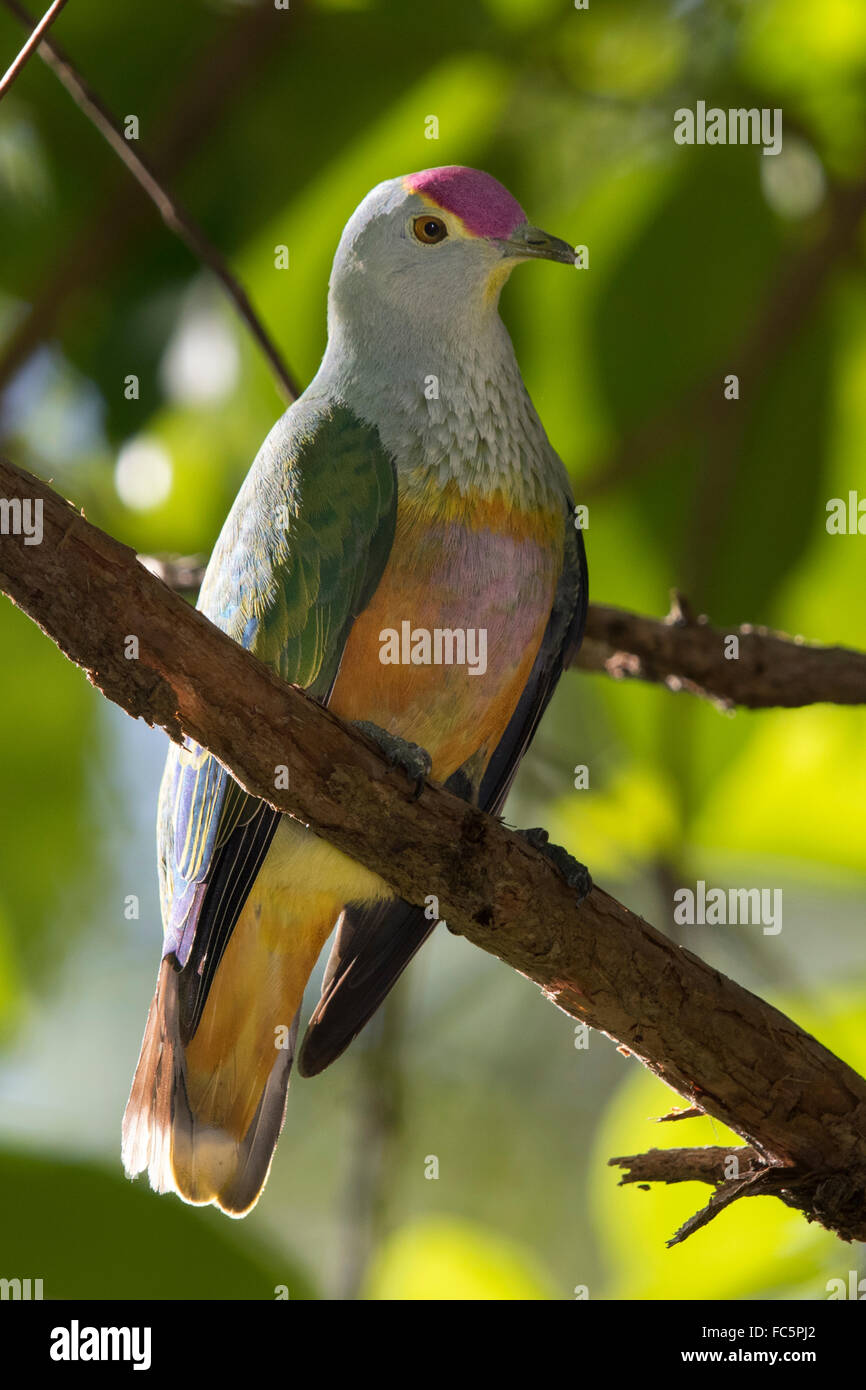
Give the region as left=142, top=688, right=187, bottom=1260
left=328, top=166, right=576, bottom=337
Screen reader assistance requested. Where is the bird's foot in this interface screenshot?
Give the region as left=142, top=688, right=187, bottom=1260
left=351, top=720, right=432, bottom=800
left=518, top=826, right=592, bottom=905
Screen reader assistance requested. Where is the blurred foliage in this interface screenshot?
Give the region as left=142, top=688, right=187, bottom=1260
left=0, top=1148, right=312, bottom=1298
left=0, top=0, right=864, bottom=1299
left=594, top=986, right=866, bottom=1299
left=363, top=1215, right=557, bottom=1300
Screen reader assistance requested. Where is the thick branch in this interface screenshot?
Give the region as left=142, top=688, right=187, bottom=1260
left=3, top=455, right=866, bottom=1243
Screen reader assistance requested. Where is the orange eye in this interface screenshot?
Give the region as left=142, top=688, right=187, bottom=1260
left=413, top=215, right=448, bottom=244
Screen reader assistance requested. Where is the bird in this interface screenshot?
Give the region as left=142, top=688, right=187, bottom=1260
left=122, top=165, right=589, bottom=1216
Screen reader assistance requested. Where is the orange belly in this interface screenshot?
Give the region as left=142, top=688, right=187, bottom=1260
left=328, top=490, right=563, bottom=783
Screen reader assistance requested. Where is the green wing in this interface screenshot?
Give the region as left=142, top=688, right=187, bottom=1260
left=198, top=395, right=397, bottom=694
left=158, top=397, right=396, bottom=1021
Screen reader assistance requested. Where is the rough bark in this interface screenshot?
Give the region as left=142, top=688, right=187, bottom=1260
left=579, top=595, right=866, bottom=708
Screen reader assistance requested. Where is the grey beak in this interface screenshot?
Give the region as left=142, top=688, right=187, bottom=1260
left=497, top=222, right=576, bottom=265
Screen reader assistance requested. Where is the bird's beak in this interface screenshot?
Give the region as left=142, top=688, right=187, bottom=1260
left=496, top=222, right=577, bottom=266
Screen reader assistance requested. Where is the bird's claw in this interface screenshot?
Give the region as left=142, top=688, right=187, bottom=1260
left=352, top=720, right=432, bottom=800
left=518, top=826, right=592, bottom=905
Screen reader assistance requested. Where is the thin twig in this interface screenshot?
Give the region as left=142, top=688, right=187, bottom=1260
left=0, top=2, right=296, bottom=394
left=0, top=0, right=66, bottom=98
left=1, top=0, right=300, bottom=403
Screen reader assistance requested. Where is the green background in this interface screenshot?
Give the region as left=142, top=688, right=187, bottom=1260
left=0, top=0, right=864, bottom=1299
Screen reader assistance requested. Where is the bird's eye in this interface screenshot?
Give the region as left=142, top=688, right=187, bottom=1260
left=413, top=215, right=448, bottom=244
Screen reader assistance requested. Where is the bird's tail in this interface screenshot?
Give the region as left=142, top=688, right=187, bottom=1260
left=121, top=890, right=336, bottom=1217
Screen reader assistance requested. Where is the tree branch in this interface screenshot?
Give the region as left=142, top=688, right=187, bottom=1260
left=611, top=1145, right=763, bottom=1188
left=608, top=1145, right=864, bottom=1248
left=3, top=454, right=866, bottom=1244
left=2, top=0, right=300, bottom=403
left=579, top=593, right=866, bottom=708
